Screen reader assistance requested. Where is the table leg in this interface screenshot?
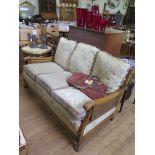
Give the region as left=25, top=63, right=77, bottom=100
left=119, top=90, right=127, bottom=112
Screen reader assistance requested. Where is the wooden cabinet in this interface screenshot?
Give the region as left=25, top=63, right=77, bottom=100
left=68, top=26, right=124, bottom=57
left=123, top=6, right=135, bottom=25
left=39, top=0, right=57, bottom=20
left=39, top=0, right=56, bottom=12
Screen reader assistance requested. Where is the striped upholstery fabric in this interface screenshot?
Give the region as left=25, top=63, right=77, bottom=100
left=23, top=62, right=64, bottom=80
left=36, top=71, right=72, bottom=95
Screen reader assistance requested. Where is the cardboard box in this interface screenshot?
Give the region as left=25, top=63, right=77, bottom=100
left=19, top=28, right=41, bottom=41
left=42, top=26, right=59, bottom=36
left=33, top=23, right=42, bottom=29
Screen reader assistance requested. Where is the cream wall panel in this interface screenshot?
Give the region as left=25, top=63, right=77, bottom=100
left=78, top=0, right=129, bottom=15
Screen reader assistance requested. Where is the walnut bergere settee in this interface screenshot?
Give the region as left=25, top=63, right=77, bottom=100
left=23, top=37, right=133, bottom=151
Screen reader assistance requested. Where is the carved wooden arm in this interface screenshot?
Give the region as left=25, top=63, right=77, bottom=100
left=83, top=69, right=134, bottom=111
left=83, top=86, right=127, bottom=111
left=77, top=86, right=127, bottom=138
left=77, top=70, right=134, bottom=141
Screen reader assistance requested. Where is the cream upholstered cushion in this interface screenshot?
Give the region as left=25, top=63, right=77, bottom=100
left=68, top=43, right=99, bottom=75
left=36, top=71, right=72, bottom=94
left=53, top=87, right=92, bottom=119
left=23, top=72, right=81, bottom=133
left=92, top=51, right=130, bottom=93
left=23, top=62, right=65, bottom=80
left=55, top=37, right=77, bottom=70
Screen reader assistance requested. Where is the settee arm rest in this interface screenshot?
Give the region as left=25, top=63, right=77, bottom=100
left=24, top=56, right=54, bottom=64
left=83, top=86, right=127, bottom=111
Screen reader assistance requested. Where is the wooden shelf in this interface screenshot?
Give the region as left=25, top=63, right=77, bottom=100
left=59, top=0, right=78, bottom=21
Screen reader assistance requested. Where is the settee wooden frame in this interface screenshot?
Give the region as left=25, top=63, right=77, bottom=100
left=23, top=59, right=134, bottom=151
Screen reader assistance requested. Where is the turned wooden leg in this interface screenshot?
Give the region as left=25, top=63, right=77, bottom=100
left=25, top=145, right=28, bottom=155
left=110, top=114, right=114, bottom=121
left=119, top=91, right=126, bottom=113
left=73, top=137, right=82, bottom=152
left=20, top=145, right=28, bottom=155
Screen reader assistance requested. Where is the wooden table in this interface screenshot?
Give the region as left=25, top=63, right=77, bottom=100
left=21, top=45, right=52, bottom=64
left=19, top=40, right=41, bottom=47
left=121, top=41, right=135, bottom=59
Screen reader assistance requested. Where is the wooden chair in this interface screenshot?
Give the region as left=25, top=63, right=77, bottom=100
left=20, top=32, right=59, bottom=64
left=46, top=33, right=60, bottom=55
left=22, top=57, right=134, bottom=151
left=22, top=36, right=134, bottom=151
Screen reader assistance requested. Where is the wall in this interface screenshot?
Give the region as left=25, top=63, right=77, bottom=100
left=19, top=0, right=129, bottom=16
left=78, top=0, right=129, bottom=15
left=56, top=0, right=128, bottom=15
left=19, top=0, right=39, bottom=15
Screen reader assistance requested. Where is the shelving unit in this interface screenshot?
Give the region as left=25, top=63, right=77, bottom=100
left=39, top=0, right=57, bottom=20
left=59, top=0, right=78, bottom=21
left=69, top=26, right=124, bottom=57
left=39, top=0, right=56, bottom=12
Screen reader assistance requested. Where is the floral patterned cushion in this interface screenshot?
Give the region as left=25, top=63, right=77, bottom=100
left=23, top=62, right=64, bottom=80
left=55, top=37, right=77, bottom=70
left=53, top=87, right=92, bottom=119
left=68, top=43, right=99, bottom=75
left=36, top=71, right=72, bottom=95
left=92, top=51, right=130, bottom=93
left=122, top=58, right=135, bottom=69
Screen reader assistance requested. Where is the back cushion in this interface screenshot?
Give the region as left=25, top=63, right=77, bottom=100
left=69, top=43, right=99, bottom=75
left=92, top=51, right=130, bottom=93
left=55, top=37, right=77, bottom=70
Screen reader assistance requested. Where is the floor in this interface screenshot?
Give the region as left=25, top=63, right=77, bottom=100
left=19, top=74, right=135, bottom=155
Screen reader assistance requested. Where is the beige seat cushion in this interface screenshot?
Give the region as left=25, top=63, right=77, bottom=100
left=68, top=43, right=99, bottom=75
left=53, top=87, right=92, bottom=119
left=23, top=62, right=64, bottom=80
left=23, top=72, right=82, bottom=132
left=36, top=71, right=72, bottom=94
left=55, top=37, right=77, bottom=70
left=92, top=51, right=130, bottom=93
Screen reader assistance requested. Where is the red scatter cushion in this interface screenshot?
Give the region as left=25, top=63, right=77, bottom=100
left=67, top=72, right=107, bottom=99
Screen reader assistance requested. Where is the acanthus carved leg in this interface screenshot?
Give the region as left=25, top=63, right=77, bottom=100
left=73, top=137, right=82, bottom=152
left=110, top=114, right=114, bottom=121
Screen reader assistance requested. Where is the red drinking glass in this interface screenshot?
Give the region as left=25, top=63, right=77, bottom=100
left=76, top=8, right=87, bottom=27
left=85, top=11, right=93, bottom=29
left=92, top=14, right=102, bottom=31
left=100, top=17, right=108, bottom=31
